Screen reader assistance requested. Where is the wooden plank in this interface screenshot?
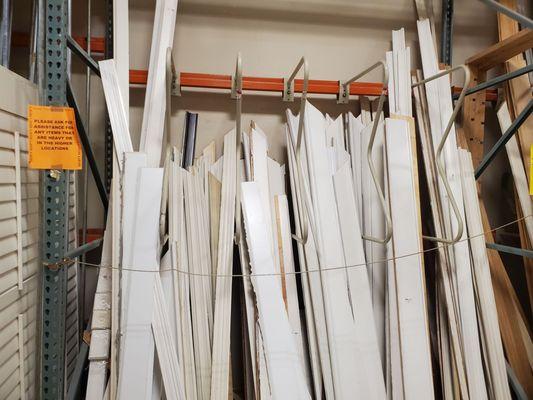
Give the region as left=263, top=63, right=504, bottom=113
left=139, top=0, right=178, bottom=167
left=385, top=117, right=434, bottom=399
left=241, top=182, right=310, bottom=399
left=459, top=149, right=512, bottom=400
left=210, top=129, right=237, bottom=400
left=466, top=28, right=533, bottom=70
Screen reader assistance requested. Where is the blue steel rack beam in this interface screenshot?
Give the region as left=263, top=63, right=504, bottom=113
left=41, top=0, right=69, bottom=398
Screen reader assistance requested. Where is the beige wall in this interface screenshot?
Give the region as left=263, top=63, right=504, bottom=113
left=15, top=0, right=500, bottom=228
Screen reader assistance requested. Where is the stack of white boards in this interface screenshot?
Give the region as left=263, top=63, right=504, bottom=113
left=83, top=12, right=518, bottom=400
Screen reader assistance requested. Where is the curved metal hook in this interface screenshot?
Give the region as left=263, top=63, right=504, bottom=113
left=412, top=64, right=470, bottom=244
left=284, top=57, right=314, bottom=246
left=233, top=53, right=243, bottom=244
left=340, top=61, right=392, bottom=244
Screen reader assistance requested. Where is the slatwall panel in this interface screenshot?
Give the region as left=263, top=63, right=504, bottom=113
left=0, top=65, right=78, bottom=397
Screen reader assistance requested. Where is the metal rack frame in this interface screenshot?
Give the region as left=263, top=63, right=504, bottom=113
left=34, top=1, right=532, bottom=398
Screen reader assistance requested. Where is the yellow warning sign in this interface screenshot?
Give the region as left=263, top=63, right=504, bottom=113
left=28, top=105, right=82, bottom=170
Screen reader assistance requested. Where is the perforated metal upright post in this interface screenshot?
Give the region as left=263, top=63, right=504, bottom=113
left=41, top=0, right=69, bottom=398
left=104, top=0, right=113, bottom=193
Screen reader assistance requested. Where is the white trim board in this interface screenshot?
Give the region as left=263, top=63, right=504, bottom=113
left=99, top=60, right=133, bottom=170
left=286, top=110, right=331, bottom=399
left=210, top=130, right=237, bottom=400
left=459, top=149, right=512, bottom=400
left=170, top=161, right=198, bottom=400
left=183, top=169, right=213, bottom=400
left=385, top=117, right=434, bottom=399
left=113, top=0, right=129, bottom=121
left=139, top=0, right=178, bottom=167
left=117, top=168, right=163, bottom=400
left=333, top=159, right=386, bottom=399
left=418, top=19, right=486, bottom=400
left=241, top=182, right=310, bottom=400
left=497, top=103, right=533, bottom=241
left=301, top=102, right=360, bottom=398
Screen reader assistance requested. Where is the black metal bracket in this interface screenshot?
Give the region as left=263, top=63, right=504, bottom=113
left=66, top=81, right=109, bottom=211
left=66, top=35, right=100, bottom=77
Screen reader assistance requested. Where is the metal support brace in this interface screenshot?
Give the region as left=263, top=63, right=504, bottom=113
left=412, top=65, right=470, bottom=244
left=41, top=1, right=69, bottom=398
left=66, top=81, right=108, bottom=209
left=486, top=242, right=533, bottom=259
left=66, top=35, right=100, bottom=76
left=339, top=61, right=392, bottom=244
left=465, top=63, right=533, bottom=96
left=475, top=98, right=533, bottom=179
left=479, top=0, right=533, bottom=29
left=440, top=0, right=454, bottom=65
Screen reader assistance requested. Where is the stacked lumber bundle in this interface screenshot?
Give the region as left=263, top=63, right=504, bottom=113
left=82, top=10, right=531, bottom=400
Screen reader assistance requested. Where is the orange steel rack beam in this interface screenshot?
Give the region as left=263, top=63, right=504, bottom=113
left=13, top=32, right=497, bottom=100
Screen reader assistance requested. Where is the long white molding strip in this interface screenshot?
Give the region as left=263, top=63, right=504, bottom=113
left=184, top=169, right=212, bottom=399
left=120, top=152, right=147, bottom=332
left=236, top=160, right=260, bottom=398
left=333, top=159, right=386, bottom=399
left=99, top=59, right=133, bottom=170
left=153, top=272, right=186, bottom=400
left=286, top=111, right=331, bottom=398
left=274, top=194, right=308, bottom=384
left=139, top=0, right=178, bottom=167
left=418, top=19, right=487, bottom=399
left=211, top=129, right=237, bottom=400
left=113, top=0, right=129, bottom=120
left=110, top=163, right=121, bottom=399
left=459, top=149, right=512, bottom=400
left=347, top=112, right=364, bottom=224
left=498, top=103, right=533, bottom=241
left=249, top=127, right=279, bottom=276
left=86, top=211, right=113, bottom=400
left=383, top=152, right=404, bottom=400
left=14, top=131, right=22, bottom=290
left=412, top=70, right=467, bottom=398
left=361, top=119, right=387, bottom=368
left=385, top=117, right=434, bottom=399
left=170, top=160, right=198, bottom=400
left=117, top=167, right=163, bottom=400
left=241, top=182, right=311, bottom=399
left=302, top=102, right=360, bottom=398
